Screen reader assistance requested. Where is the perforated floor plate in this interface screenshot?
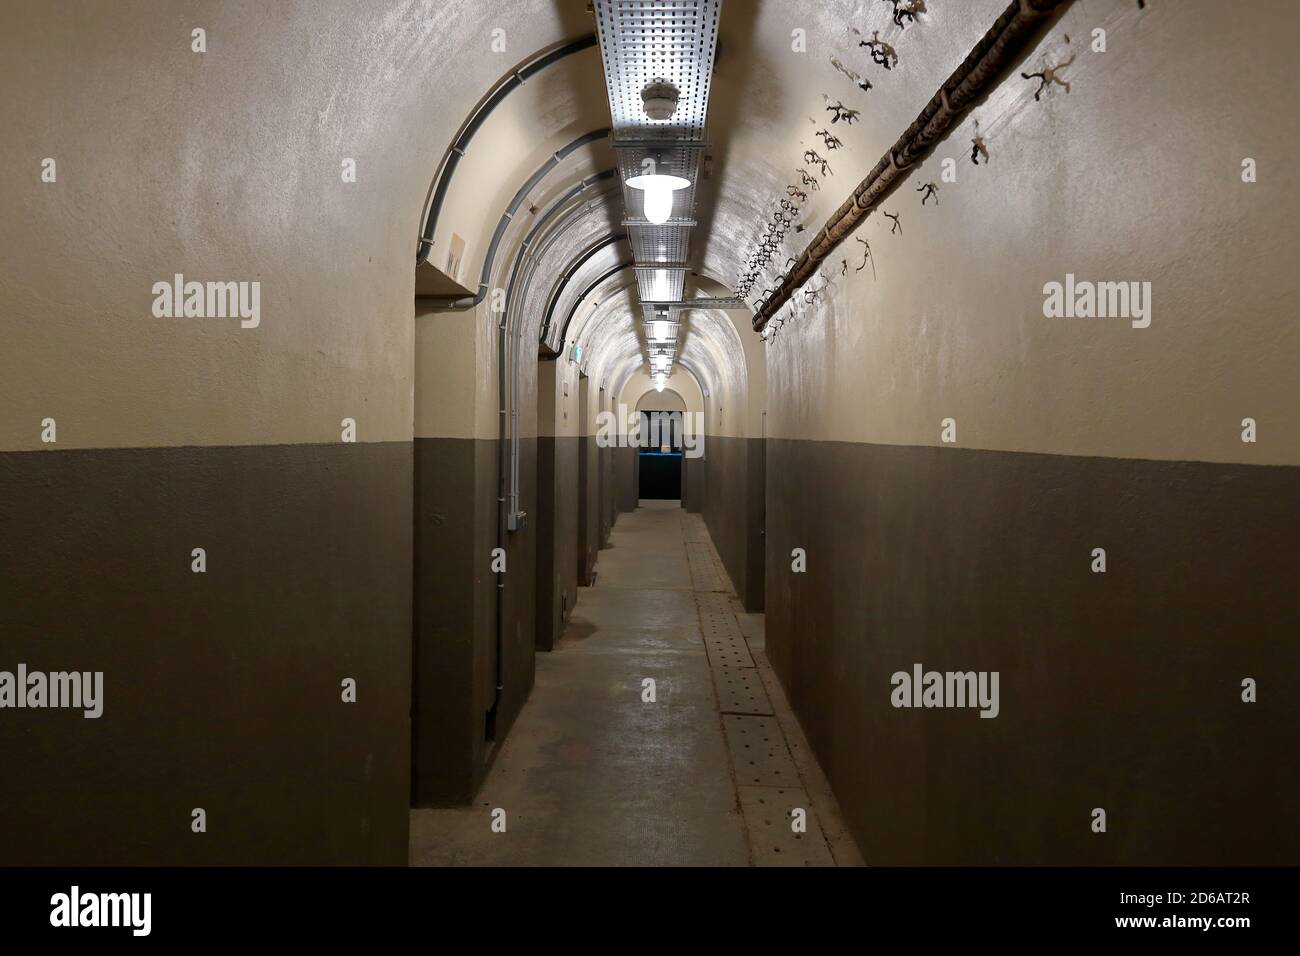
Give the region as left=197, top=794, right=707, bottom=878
left=723, top=714, right=799, bottom=788
left=681, top=512, right=709, bottom=542
left=714, top=666, right=772, bottom=715
left=697, top=594, right=755, bottom=668
left=737, top=786, right=835, bottom=867
left=686, top=541, right=728, bottom=591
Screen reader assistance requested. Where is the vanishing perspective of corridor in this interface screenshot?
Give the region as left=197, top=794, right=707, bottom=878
left=412, top=501, right=858, bottom=866
left=1, top=0, right=1297, bottom=880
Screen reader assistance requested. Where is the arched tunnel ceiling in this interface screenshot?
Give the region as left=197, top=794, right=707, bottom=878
left=570, top=284, right=642, bottom=384
left=567, top=273, right=741, bottom=404
left=507, top=185, right=622, bottom=341
left=423, top=42, right=611, bottom=292
left=539, top=235, right=629, bottom=347
left=422, top=0, right=1024, bottom=397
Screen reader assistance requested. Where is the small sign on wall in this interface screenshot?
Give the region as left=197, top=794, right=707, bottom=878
left=445, top=232, right=466, bottom=282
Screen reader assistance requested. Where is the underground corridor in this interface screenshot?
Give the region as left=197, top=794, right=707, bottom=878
left=411, top=501, right=858, bottom=866
left=2, top=0, right=1299, bottom=892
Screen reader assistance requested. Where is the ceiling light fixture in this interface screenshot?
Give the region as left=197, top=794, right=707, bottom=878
left=626, top=173, right=691, bottom=225
left=641, top=80, right=680, bottom=121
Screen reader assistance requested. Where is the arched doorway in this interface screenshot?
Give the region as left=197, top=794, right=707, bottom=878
left=636, top=388, right=688, bottom=501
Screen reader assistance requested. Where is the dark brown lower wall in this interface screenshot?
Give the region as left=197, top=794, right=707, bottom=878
left=578, top=435, right=599, bottom=584
left=682, top=452, right=705, bottom=513
left=536, top=436, right=578, bottom=651
left=617, top=445, right=639, bottom=512
left=700, top=436, right=765, bottom=612
left=599, top=444, right=613, bottom=548
left=0, top=442, right=413, bottom=865
left=413, top=437, right=489, bottom=807
left=496, top=437, right=537, bottom=745
left=765, top=438, right=1300, bottom=865
left=413, top=437, right=536, bottom=805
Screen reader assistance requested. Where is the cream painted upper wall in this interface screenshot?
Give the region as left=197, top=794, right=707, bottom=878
left=415, top=303, right=479, bottom=439
left=414, top=33, right=615, bottom=441
left=0, top=0, right=588, bottom=451
left=620, top=369, right=703, bottom=418
left=636, top=388, right=687, bottom=414
left=677, top=305, right=765, bottom=440
left=709, top=0, right=1298, bottom=465
left=13, top=0, right=1283, bottom=464
left=537, top=355, right=581, bottom=440
left=536, top=353, right=582, bottom=442
left=427, top=46, right=610, bottom=291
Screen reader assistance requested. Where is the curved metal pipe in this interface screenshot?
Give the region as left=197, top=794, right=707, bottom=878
left=504, top=175, right=619, bottom=529
left=423, top=128, right=612, bottom=309
left=417, top=34, right=598, bottom=266
left=503, top=169, right=617, bottom=325
left=461, top=126, right=606, bottom=736
left=752, top=0, right=1074, bottom=330
left=558, top=261, right=637, bottom=350
left=538, top=233, right=629, bottom=340
left=574, top=280, right=640, bottom=361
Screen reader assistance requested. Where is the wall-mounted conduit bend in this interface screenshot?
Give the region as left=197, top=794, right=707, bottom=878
left=417, top=33, right=598, bottom=265
left=505, top=170, right=619, bottom=338
left=464, top=127, right=607, bottom=738
left=557, top=260, right=637, bottom=351
left=421, top=128, right=612, bottom=309
left=752, top=0, right=1076, bottom=332
left=538, top=233, right=630, bottom=342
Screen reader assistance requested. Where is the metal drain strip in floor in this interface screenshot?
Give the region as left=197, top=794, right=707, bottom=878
left=722, top=714, right=800, bottom=788
left=697, top=591, right=754, bottom=666
left=736, top=785, right=835, bottom=866
left=681, top=512, right=711, bottom=544
left=681, top=512, right=836, bottom=866
left=713, top=665, right=773, bottom=716
left=682, top=514, right=731, bottom=591
left=686, top=541, right=729, bottom=592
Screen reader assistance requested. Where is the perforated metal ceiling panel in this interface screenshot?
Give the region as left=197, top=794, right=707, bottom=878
left=629, top=223, right=691, bottom=264
left=595, top=0, right=719, bottom=136
left=594, top=0, right=722, bottom=378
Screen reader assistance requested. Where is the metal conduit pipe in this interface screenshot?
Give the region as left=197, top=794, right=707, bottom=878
left=512, top=199, right=619, bottom=354
left=537, top=233, right=629, bottom=342
left=422, top=128, right=611, bottom=309
left=752, top=0, right=1075, bottom=332
left=506, top=174, right=618, bottom=335
left=503, top=175, right=619, bottom=529
left=417, top=34, right=598, bottom=265
left=505, top=201, right=620, bottom=525
left=572, top=283, right=642, bottom=401
left=501, top=191, right=618, bottom=535
left=509, top=189, right=621, bottom=357
left=557, top=262, right=637, bottom=350
left=477, top=129, right=609, bottom=734
left=511, top=261, right=634, bottom=528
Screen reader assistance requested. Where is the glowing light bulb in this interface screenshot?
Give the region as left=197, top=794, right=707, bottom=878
left=652, top=320, right=670, bottom=342
left=626, top=173, right=690, bottom=226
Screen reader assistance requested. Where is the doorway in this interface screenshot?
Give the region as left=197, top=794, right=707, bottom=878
left=638, top=409, right=684, bottom=500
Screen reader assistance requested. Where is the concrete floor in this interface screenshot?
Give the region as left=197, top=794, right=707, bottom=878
left=410, top=500, right=750, bottom=866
